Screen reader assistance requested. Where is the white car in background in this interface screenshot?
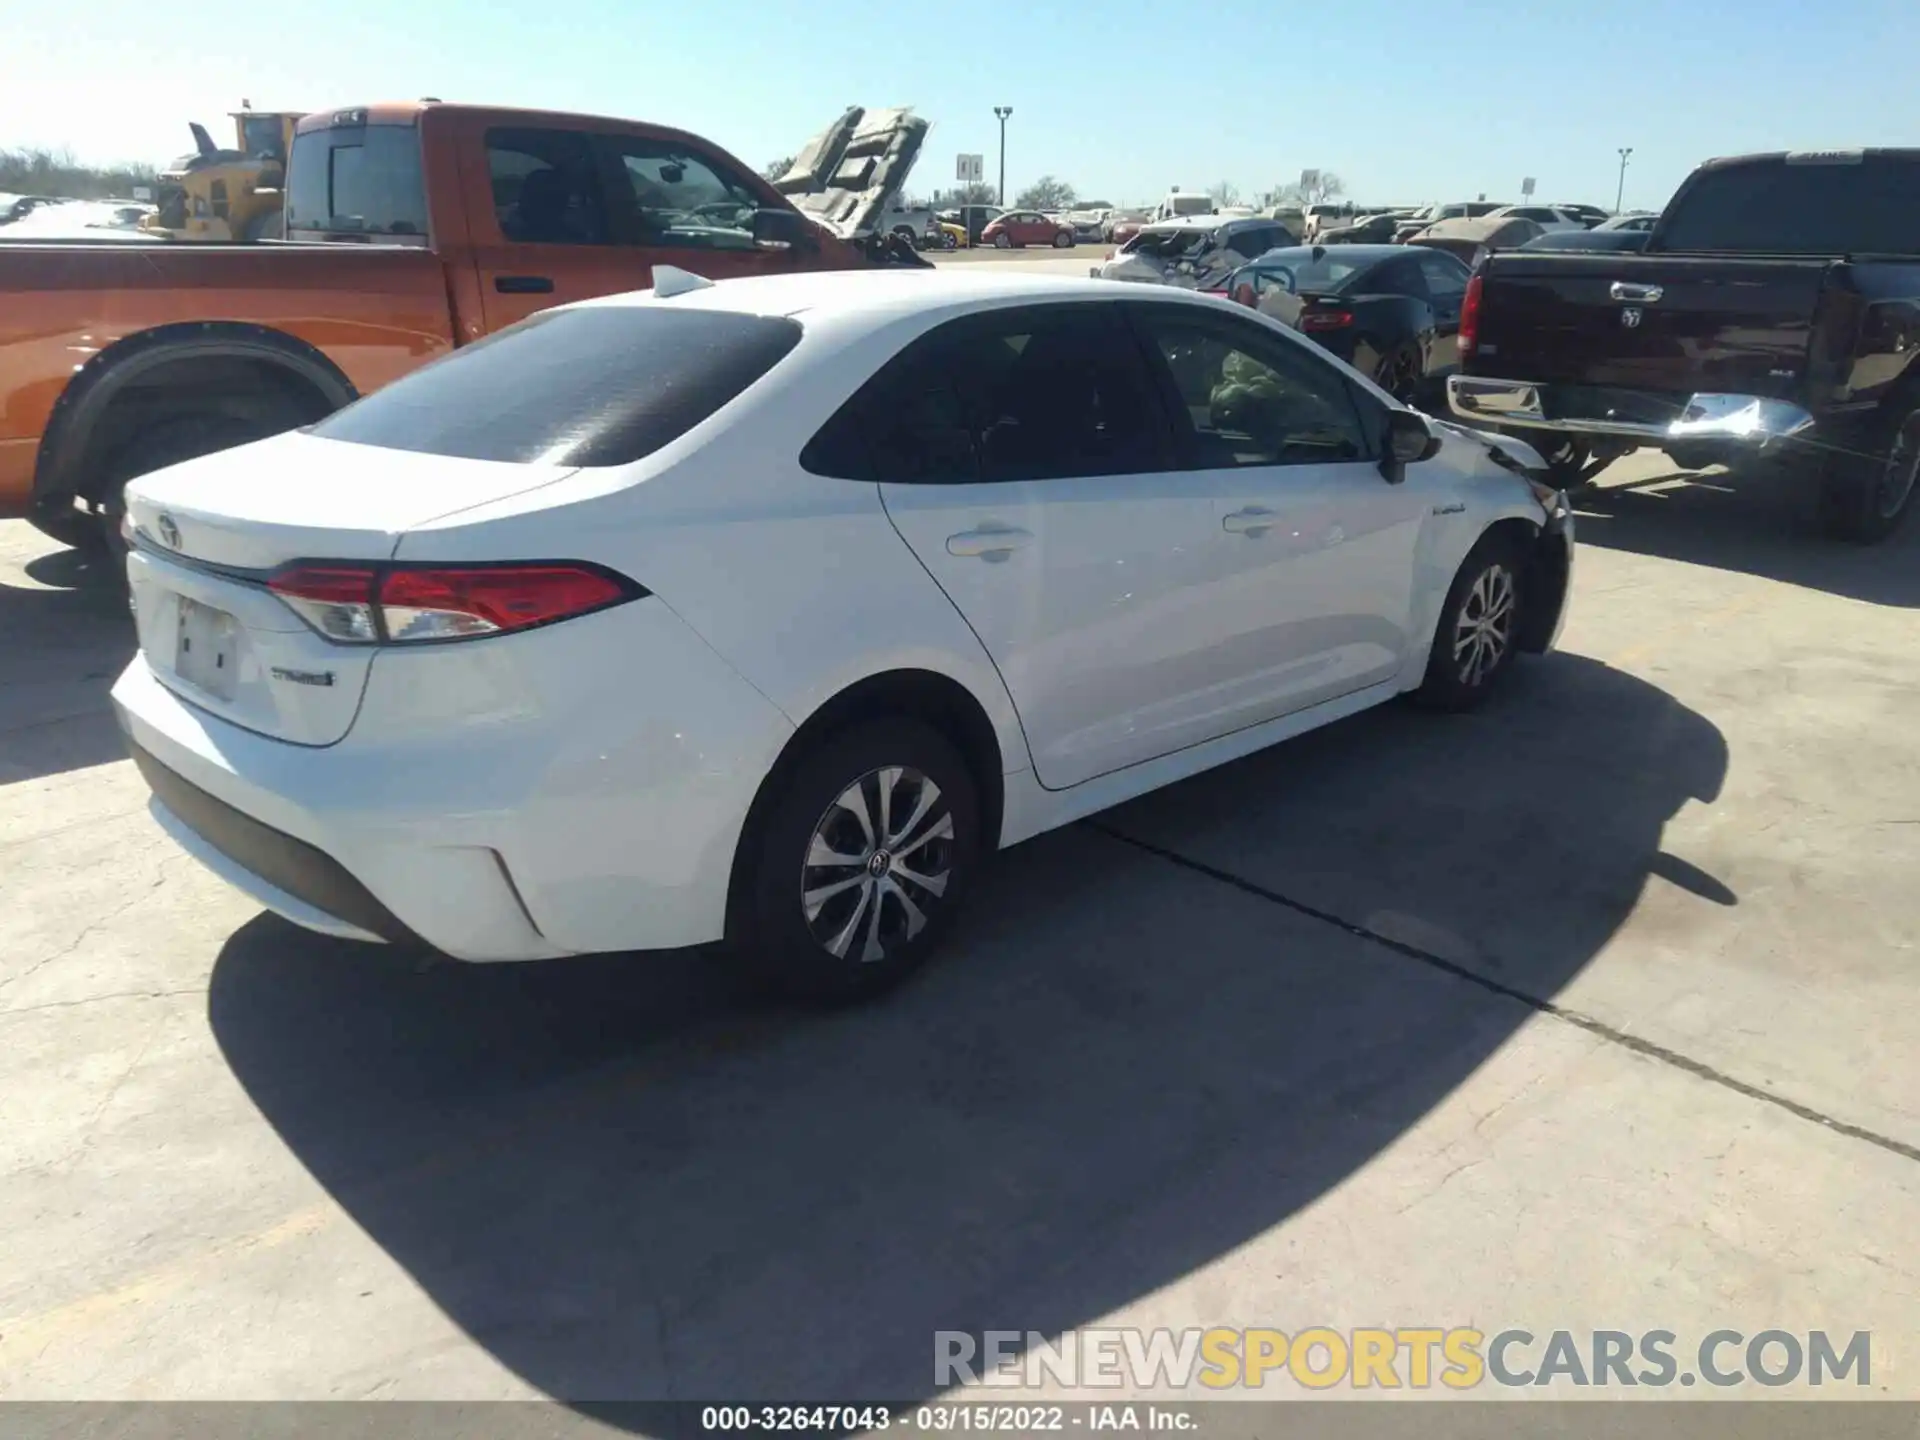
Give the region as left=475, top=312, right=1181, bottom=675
left=1093, top=215, right=1298, bottom=291
left=113, top=268, right=1571, bottom=997
left=1483, top=204, right=1591, bottom=234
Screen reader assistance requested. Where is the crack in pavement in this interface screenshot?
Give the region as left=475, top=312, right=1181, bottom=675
left=1089, top=822, right=1920, bottom=1168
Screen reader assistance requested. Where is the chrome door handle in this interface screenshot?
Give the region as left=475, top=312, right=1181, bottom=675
left=1609, top=281, right=1664, bottom=303
left=946, top=525, right=1033, bottom=560
left=1222, top=507, right=1277, bottom=536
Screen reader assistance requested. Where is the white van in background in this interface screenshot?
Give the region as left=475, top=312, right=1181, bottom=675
left=1152, top=191, right=1216, bottom=221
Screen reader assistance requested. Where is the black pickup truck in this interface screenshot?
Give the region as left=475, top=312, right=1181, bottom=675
left=1447, top=148, right=1920, bottom=542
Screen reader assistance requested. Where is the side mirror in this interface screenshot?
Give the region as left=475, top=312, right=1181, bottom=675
left=752, top=207, right=814, bottom=251
left=1380, top=409, right=1439, bottom=483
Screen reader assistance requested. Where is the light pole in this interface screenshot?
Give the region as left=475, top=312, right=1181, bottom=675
left=1615, top=147, right=1633, bottom=212
left=993, top=106, right=1012, bottom=206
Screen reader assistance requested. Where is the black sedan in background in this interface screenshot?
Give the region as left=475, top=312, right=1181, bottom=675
left=1218, top=244, right=1472, bottom=407
left=1519, top=227, right=1653, bottom=253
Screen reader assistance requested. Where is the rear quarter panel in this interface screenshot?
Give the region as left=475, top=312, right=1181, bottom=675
left=0, top=243, right=453, bottom=514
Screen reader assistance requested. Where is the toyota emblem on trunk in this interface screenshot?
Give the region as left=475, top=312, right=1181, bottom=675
left=1620, top=307, right=1644, bottom=329
left=157, top=514, right=181, bottom=549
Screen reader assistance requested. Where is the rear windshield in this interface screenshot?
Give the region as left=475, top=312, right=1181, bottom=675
left=1254, top=254, right=1370, bottom=292
left=310, top=306, right=803, bottom=465
left=286, top=122, right=429, bottom=238
left=1659, top=155, right=1920, bottom=254
left=1129, top=228, right=1214, bottom=258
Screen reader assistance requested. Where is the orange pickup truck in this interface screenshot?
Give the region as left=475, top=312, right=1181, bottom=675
left=0, top=101, right=929, bottom=545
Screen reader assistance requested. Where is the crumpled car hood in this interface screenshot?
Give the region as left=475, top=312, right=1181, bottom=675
left=768, top=107, right=929, bottom=241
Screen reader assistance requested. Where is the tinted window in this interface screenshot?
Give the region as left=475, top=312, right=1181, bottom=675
left=603, top=136, right=761, bottom=251
left=1133, top=308, right=1371, bottom=469
left=1360, top=256, right=1424, bottom=296
left=803, top=304, right=1168, bottom=484
left=286, top=123, right=429, bottom=237
left=313, top=306, right=801, bottom=465
left=486, top=127, right=610, bottom=244
left=1659, top=155, right=1920, bottom=253
left=1416, top=252, right=1470, bottom=297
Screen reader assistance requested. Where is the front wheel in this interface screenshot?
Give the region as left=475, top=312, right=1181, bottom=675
left=1412, top=535, right=1527, bottom=711
left=993, top=232, right=1012, bottom=249
left=734, top=718, right=981, bottom=1001
left=1816, top=402, right=1920, bottom=544
left=1053, top=231, right=1073, bottom=248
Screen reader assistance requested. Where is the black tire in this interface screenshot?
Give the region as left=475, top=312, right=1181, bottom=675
left=1053, top=231, right=1073, bottom=248
left=734, top=718, right=981, bottom=1002
left=1815, top=401, right=1920, bottom=544
left=99, top=412, right=290, bottom=554
left=994, top=232, right=1012, bottom=249
left=1412, top=532, right=1528, bottom=711
left=1536, top=432, right=1597, bottom=490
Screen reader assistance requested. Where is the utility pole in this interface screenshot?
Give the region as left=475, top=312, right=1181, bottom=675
left=1616, top=147, right=1633, bottom=212
left=994, top=106, right=1013, bottom=206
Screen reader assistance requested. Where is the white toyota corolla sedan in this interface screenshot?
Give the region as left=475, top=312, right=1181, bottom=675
left=112, top=268, right=1572, bottom=997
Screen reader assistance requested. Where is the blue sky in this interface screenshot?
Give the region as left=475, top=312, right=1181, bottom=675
left=4, top=0, right=1916, bottom=211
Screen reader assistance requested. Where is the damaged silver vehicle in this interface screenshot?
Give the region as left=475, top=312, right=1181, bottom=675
left=1091, top=214, right=1297, bottom=291
left=765, top=106, right=935, bottom=265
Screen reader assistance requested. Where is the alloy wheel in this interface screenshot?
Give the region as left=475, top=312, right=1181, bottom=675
left=801, top=766, right=955, bottom=964
left=1876, top=414, right=1920, bottom=520
left=1453, top=563, right=1516, bottom=687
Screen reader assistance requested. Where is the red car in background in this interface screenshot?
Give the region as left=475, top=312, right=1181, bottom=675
left=981, top=209, right=1075, bottom=248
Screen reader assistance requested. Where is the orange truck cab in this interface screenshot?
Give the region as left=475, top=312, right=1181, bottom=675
left=0, top=101, right=929, bottom=546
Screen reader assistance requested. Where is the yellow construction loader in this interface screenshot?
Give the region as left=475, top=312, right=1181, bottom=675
left=142, top=105, right=305, bottom=242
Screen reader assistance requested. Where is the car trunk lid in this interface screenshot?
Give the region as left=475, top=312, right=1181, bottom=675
left=1471, top=251, right=1835, bottom=397
left=122, top=431, right=576, bottom=745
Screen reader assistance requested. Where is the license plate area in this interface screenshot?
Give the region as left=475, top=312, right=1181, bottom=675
left=175, top=596, right=239, bottom=702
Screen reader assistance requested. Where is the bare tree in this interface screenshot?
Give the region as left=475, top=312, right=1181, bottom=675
left=0, top=146, right=159, bottom=200
left=760, top=156, right=796, bottom=182
left=1013, top=175, right=1076, bottom=211
left=1207, top=180, right=1241, bottom=208
left=1270, top=171, right=1347, bottom=207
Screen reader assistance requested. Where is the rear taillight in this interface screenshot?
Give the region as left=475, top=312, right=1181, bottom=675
left=1299, top=309, right=1354, bottom=331
left=268, top=561, right=643, bottom=645
left=1459, top=272, right=1484, bottom=357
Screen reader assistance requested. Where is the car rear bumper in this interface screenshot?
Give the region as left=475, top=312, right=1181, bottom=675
left=110, top=599, right=796, bottom=962
left=1448, top=376, right=1816, bottom=447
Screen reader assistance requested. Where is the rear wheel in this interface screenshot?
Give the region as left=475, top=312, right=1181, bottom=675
left=1371, top=343, right=1422, bottom=404
left=1413, top=534, right=1527, bottom=711
left=735, top=718, right=981, bottom=1002
left=1816, top=401, right=1920, bottom=544
left=99, top=412, right=291, bottom=554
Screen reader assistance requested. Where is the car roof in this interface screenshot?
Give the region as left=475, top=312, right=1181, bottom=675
left=1245, top=244, right=1420, bottom=266
left=568, top=267, right=1228, bottom=326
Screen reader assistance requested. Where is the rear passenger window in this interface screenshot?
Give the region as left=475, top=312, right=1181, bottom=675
left=486, top=127, right=610, bottom=245
left=803, top=304, right=1169, bottom=484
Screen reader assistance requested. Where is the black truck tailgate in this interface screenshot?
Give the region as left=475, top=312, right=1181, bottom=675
left=1471, top=252, right=1835, bottom=398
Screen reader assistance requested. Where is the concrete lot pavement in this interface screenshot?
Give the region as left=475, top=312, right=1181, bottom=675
left=1, top=453, right=1916, bottom=1403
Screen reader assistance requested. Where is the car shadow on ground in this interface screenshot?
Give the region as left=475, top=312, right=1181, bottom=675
left=205, top=652, right=1727, bottom=1410
left=1571, top=460, right=1920, bottom=607
left=0, top=545, right=134, bottom=784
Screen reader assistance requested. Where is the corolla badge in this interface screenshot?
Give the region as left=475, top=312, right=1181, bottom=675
left=156, top=514, right=182, bottom=549
left=1621, top=307, right=1643, bottom=329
